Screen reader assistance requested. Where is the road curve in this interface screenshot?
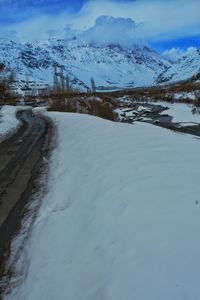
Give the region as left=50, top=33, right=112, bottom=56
left=0, top=109, right=52, bottom=274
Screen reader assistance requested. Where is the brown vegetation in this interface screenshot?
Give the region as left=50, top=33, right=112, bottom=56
left=1, top=62, right=199, bottom=122
left=48, top=90, right=116, bottom=121
left=0, top=63, right=18, bottom=105
left=98, top=80, right=200, bottom=107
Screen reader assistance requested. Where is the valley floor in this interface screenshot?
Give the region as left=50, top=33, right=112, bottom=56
left=2, top=108, right=200, bottom=300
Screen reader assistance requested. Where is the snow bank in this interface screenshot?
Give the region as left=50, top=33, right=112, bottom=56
left=161, top=102, right=200, bottom=123
left=6, top=113, right=200, bottom=300
left=0, top=106, right=21, bottom=141
left=173, top=92, right=197, bottom=101
left=150, top=101, right=200, bottom=123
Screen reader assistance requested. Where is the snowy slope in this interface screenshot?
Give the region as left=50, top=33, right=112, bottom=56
left=0, top=105, right=21, bottom=141
left=41, top=40, right=170, bottom=89
left=0, top=39, right=58, bottom=90
left=157, top=48, right=200, bottom=84
left=1, top=37, right=199, bottom=91
left=5, top=112, right=200, bottom=300
left=0, top=38, right=171, bottom=91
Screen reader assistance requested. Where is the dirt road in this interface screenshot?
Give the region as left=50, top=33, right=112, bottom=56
left=0, top=109, right=52, bottom=274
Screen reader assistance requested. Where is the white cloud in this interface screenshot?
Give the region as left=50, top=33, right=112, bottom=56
left=163, top=48, right=184, bottom=61
left=0, top=30, right=18, bottom=41
left=79, top=16, right=144, bottom=47
left=2, top=13, right=74, bottom=41
left=163, top=46, right=198, bottom=61
left=0, top=0, right=199, bottom=45
left=73, top=0, right=200, bottom=42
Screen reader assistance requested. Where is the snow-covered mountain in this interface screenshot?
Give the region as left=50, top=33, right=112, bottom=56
left=157, top=47, right=200, bottom=84
left=0, top=38, right=199, bottom=93
left=0, top=38, right=171, bottom=92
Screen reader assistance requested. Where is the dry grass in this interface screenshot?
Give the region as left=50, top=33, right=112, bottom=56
left=47, top=90, right=116, bottom=121
left=98, top=81, right=200, bottom=106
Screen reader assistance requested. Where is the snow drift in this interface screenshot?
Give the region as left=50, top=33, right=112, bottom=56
left=0, top=105, right=21, bottom=141
left=5, top=112, right=200, bottom=300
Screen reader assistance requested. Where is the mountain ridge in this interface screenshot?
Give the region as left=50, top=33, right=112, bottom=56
left=0, top=38, right=199, bottom=93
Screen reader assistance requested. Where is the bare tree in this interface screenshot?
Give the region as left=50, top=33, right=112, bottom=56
left=66, top=75, right=70, bottom=93
left=60, top=66, right=65, bottom=93
left=0, top=63, right=17, bottom=103
left=53, top=65, right=59, bottom=92
left=91, top=77, right=96, bottom=93
left=0, top=63, right=5, bottom=100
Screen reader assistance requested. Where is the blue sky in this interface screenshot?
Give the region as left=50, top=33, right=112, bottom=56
left=0, top=0, right=199, bottom=52
left=153, top=36, right=200, bottom=52
left=0, top=0, right=87, bottom=24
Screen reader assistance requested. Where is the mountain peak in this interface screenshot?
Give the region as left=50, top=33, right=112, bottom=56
left=0, top=38, right=199, bottom=93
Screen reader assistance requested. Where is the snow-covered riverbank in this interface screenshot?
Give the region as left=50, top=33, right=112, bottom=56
left=5, top=112, right=200, bottom=300
left=0, top=106, right=21, bottom=141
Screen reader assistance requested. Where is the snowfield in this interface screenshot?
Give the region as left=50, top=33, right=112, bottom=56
left=173, top=92, right=197, bottom=101
left=0, top=38, right=171, bottom=92
left=158, top=47, right=200, bottom=84
left=160, top=102, right=200, bottom=123
left=0, top=106, right=21, bottom=141
left=5, top=112, right=200, bottom=300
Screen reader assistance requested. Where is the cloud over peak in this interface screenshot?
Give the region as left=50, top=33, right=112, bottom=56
left=163, top=46, right=198, bottom=61
left=0, top=0, right=199, bottom=51
left=80, top=16, right=144, bottom=47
